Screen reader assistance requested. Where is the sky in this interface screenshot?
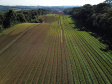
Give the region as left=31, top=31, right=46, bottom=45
left=0, top=0, right=105, bottom=6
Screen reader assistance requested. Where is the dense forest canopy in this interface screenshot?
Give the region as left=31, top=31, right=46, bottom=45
left=0, top=9, right=50, bottom=31
left=104, top=0, right=112, bottom=6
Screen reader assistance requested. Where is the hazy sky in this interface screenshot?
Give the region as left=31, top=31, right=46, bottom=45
left=0, top=0, right=105, bottom=6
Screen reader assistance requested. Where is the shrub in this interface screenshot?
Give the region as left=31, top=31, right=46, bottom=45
left=30, top=18, right=43, bottom=23
left=0, top=25, right=3, bottom=32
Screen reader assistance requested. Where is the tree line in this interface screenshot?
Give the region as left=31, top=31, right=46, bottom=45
left=64, top=1, right=112, bottom=49
left=0, top=9, right=49, bottom=31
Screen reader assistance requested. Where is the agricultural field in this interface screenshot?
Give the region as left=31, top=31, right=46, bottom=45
left=0, top=14, right=112, bottom=84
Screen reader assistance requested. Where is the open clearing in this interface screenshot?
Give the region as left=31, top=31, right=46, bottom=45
left=0, top=14, right=112, bottom=84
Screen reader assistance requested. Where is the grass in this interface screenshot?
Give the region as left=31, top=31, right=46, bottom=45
left=0, top=23, right=37, bottom=35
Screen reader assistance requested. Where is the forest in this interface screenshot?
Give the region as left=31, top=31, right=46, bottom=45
left=64, top=0, right=112, bottom=49
left=0, top=9, right=49, bottom=31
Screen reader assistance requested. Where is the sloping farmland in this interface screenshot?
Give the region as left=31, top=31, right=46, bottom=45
left=0, top=14, right=112, bottom=84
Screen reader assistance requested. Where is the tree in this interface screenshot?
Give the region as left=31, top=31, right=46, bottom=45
left=104, top=0, right=112, bottom=6
left=3, top=10, right=17, bottom=28
left=0, top=13, right=4, bottom=25
left=17, top=13, right=27, bottom=22
left=94, top=3, right=109, bottom=13
left=0, top=13, right=4, bottom=31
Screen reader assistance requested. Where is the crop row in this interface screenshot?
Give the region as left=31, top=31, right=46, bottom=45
left=0, top=23, right=51, bottom=83
left=62, top=15, right=112, bottom=84
left=1, top=14, right=111, bottom=84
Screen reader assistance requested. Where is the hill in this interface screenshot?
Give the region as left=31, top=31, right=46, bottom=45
left=0, top=14, right=112, bottom=84
left=0, top=5, right=75, bottom=13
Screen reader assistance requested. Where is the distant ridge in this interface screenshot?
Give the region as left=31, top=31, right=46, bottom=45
left=0, top=5, right=80, bottom=13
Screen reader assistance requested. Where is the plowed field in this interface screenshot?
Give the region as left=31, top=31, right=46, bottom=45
left=0, top=14, right=112, bottom=84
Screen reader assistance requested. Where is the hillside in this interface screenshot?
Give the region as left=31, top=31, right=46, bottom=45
left=0, top=14, right=112, bottom=84
left=0, top=5, right=74, bottom=13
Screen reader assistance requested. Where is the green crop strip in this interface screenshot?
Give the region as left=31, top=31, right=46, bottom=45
left=61, top=15, right=112, bottom=84
left=0, top=14, right=112, bottom=84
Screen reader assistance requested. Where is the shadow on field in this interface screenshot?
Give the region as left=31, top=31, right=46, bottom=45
left=69, top=16, right=112, bottom=52
left=69, top=16, right=87, bottom=31
left=99, top=38, right=112, bottom=52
